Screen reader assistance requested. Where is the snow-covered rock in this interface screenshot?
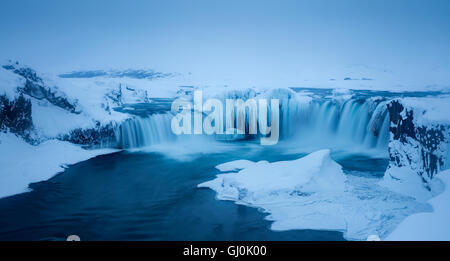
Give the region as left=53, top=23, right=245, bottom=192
left=0, top=94, right=33, bottom=140
left=3, top=63, right=79, bottom=113
left=0, top=61, right=175, bottom=146
left=382, top=98, right=450, bottom=200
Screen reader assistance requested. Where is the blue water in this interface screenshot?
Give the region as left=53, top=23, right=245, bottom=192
left=1, top=88, right=407, bottom=241
left=0, top=143, right=388, bottom=241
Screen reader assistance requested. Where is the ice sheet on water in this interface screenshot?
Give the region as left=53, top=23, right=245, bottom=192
left=199, top=149, right=431, bottom=240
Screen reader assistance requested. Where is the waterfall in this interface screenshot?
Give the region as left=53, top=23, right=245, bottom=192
left=115, top=113, right=175, bottom=149
left=445, top=140, right=450, bottom=170
left=113, top=92, right=391, bottom=151
left=277, top=97, right=390, bottom=150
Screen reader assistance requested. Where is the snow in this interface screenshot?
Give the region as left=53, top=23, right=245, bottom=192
left=199, top=150, right=346, bottom=196
left=0, top=133, right=117, bottom=199
left=386, top=170, right=450, bottom=241
left=31, top=99, right=96, bottom=138
left=330, top=88, right=353, bottom=102
left=44, top=76, right=137, bottom=124
left=379, top=166, right=439, bottom=202
left=397, top=95, right=450, bottom=125
left=0, top=67, right=23, bottom=98
left=216, top=160, right=256, bottom=172
left=2, top=62, right=449, bottom=143
left=198, top=149, right=429, bottom=240
left=2, top=62, right=450, bottom=240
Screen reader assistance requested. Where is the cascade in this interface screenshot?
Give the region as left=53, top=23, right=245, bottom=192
left=114, top=95, right=391, bottom=151
left=115, top=113, right=175, bottom=149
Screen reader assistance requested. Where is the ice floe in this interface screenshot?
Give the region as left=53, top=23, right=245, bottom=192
left=199, top=149, right=431, bottom=240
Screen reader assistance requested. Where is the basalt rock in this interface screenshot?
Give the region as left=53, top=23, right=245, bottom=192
left=387, top=100, right=449, bottom=184
left=0, top=94, right=33, bottom=140
left=59, top=121, right=117, bottom=148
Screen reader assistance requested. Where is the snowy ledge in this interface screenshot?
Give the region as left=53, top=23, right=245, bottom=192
left=0, top=133, right=118, bottom=199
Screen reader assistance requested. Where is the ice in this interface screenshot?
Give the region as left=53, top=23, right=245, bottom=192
left=200, top=150, right=346, bottom=195
left=0, top=67, right=24, bottom=98
left=0, top=133, right=117, bottom=198
left=398, top=95, right=450, bottom=125
left=199, top=150, right=431, bottom=240
left=387, top=170, right=450, bottom=241
left=379, top=166, right=443, bottom=202
left=216, top=159, right=257, bottom=172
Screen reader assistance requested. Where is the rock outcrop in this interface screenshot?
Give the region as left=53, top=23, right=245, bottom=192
left=0, top=93, right=33, bottom=140
left=3, top=63, right=80, bottom=114
left=387, top=100, right=449, bottom=186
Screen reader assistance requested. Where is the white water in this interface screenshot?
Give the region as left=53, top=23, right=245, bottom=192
left=115, top=113, right=175, bottom=149
left=278, top=98, right=390, bottom=151
left=114, top=97, right=390, bottom=152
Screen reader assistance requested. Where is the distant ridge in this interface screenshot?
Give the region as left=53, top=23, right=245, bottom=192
left=59, top=69, right=174, bottom=80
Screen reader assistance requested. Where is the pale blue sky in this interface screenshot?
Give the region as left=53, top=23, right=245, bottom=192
left=1, top=0, right=450, bottom=86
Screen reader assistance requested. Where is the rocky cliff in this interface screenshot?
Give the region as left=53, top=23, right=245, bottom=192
left=384, top=99, right=450, bottom=195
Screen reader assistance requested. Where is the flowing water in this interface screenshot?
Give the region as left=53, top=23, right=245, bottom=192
left=0, top=88, right=441, bottom=240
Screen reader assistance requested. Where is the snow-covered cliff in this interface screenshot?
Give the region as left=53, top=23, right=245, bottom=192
left=381, top=97, right=450, bottom=201
left=0, top=62, right=177, bottom=197
left=0, top=61, right=177, bottom=147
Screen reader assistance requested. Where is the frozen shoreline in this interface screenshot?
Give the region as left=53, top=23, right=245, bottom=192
left=386, top=170, right=450, bottom=241
left=0, top=133, right=118, bottom=199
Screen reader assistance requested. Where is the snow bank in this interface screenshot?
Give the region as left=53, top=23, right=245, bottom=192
left=31, top=99, right=97, bottom=138
left=0, top=133, right=117, bottom=198
left=215, top=160, right=256, bottom=172
left=379, top=166, right=444, bottom=202
left=199, top=150, right=346, bottom=196
left=199, top=150, right=429, bottom=240
left=386, top=170, right=450, bottom=241
left=0, top=67, right=23, bottom=98
left=398, top=96, right=450, bottom=125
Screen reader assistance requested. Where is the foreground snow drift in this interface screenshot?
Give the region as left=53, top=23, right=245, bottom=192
left=386, top=170, right=450, bottom=241
left=199, top=150, right=430, bottom=240
left=0, top=133, right=117, bottom=198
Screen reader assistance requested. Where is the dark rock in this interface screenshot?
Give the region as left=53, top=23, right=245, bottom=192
left=387, top=101, right=415, bottom=142
left=387, top=100, right=449, bottom=183
left=60, top=121, right=117, bottom=148
left=0, top=94, right=33, bottom=139
left=3, top=63, right=80, bottom=114
left=59, top=69, right=173, bottom=80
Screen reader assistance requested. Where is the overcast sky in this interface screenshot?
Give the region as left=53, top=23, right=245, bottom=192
left=1, top=0, right=450, bottom=87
